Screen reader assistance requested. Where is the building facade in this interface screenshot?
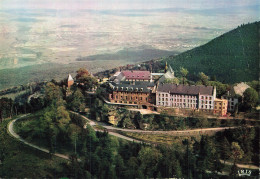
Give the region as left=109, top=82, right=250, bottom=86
left=108, top=81, right=155, bottom=108
left=214, top=98, right=228, bottom=116
left=156, top=84, right=216, bottom=110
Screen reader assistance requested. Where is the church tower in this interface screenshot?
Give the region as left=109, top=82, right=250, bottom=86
left=164, top=62, right=168, bottom=73
left=67, top=74, right=74, bottom=88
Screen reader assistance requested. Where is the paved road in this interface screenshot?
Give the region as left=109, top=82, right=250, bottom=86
left=220, top=160, right=259, bottom=170
left=70, top=111, right=143, bottom=143
left=75, top=112, right=238, bottom=136
left=8, top=115, right=69, bottom=160
left=7, top=113, right=259, bottom=170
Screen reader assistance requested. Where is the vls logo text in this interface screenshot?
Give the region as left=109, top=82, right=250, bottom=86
left=237, top=169, right=252, bottom=176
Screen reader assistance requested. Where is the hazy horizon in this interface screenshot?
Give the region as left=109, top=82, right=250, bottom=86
left=0, top=1, right=259, bottom=70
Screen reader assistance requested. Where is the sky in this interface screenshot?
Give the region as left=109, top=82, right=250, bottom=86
left=1, top=0, right=259, bottom=10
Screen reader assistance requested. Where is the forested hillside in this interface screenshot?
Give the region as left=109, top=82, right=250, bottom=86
left=164, top=21, right=259, bottom=83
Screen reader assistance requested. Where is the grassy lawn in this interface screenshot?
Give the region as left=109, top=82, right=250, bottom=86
left=0, top=117, right=67, bottom=178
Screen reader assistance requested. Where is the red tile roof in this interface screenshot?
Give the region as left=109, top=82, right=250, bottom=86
left=122, top=71, right=151, bottom=80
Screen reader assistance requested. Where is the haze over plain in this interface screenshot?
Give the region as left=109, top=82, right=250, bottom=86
left=0, top=0, right=259, bottom=70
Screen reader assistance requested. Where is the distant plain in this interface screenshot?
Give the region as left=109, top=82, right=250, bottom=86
left=0, top=6, right=259, bottom=89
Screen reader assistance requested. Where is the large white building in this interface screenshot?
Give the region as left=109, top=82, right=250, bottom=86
left=156, top=84, right=216, bottom=110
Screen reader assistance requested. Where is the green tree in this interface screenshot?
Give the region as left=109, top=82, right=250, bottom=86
left=138, top=147, right=162, bottom=177
left=198, top=72, right=209, bottom=85
left=230, top=142, right=244, bottom=166
left=76, top=68, right=90, bottom=80
left=164, top=78, right=180, bottom=84
left=243, top=88, right=258, bottom=110
left=44, top=82, right=63, bottom=104
left=220, top=136, right=231, bottom=164
left=180, top=67, right=188, bottom=84
left=68, top=89, right=85, bottom=112
left=76, top=68, right=98, bottom=91
left=0, top=98, right=14, bottom=122
left=207, top=81, right=229, bottom=97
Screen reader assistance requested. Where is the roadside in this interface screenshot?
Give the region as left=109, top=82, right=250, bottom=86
left=7, top=113, right=259, bottom=170
left=7, top=115, right=69, bottom=161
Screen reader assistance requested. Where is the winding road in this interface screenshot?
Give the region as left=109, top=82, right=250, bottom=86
left=8, top=115, right=69, bottom=160
left=7, top=113, right=259, bottom=170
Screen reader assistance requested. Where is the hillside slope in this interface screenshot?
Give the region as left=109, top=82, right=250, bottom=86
left=164, top=21, right=259, bottom=83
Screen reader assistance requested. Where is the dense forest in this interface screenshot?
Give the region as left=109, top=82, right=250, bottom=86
left=0, top=68, right=259, bottom=178
left=163, top=21, right=259, bottom=83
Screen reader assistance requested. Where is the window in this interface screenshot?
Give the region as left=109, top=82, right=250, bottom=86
left=140, top=97, right=142, bottom=100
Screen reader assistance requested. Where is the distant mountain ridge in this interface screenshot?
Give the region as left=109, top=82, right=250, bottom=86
left=164, top=21, right=259, bottom=83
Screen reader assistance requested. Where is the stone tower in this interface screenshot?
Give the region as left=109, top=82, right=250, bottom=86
left=67, top=74, right=74, bottom=88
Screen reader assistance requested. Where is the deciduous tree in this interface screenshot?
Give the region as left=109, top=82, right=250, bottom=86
left=243, top=88, right=258, bottom=110
left=180, top=67, right=188, bottom=84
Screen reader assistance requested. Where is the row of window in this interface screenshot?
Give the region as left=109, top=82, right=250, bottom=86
left=201, top=96, right=212, bottom=100
left=114, top=91, right=147, bottom=95
left=115, top=95, right=148, bottom=101
left=159, top=98, right=197, bottom=103
left=158, top=93, right=197, bottom=99
left=158, top=102, right=197, bottom=108
left=114, top=101, right=138, bottom=104
left=214, top=106, right=226, bottom=109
